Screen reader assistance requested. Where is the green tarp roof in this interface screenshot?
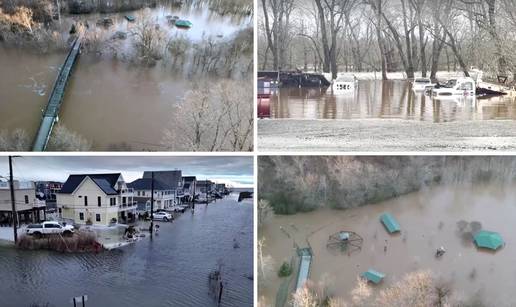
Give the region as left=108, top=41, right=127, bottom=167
left=380, top=213, right=401, bottom=233
left=474, top=230, right=504, bottom=250
left=361, top=269, right=385, bottom=284
left=175, top=20, right=193, bottom=28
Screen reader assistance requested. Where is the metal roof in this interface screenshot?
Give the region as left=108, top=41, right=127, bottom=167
left=361, top=269, right=385, bottom=284
left=380, top=213, right=401, bottom=233
left=474, top=230, right=504, bottom=250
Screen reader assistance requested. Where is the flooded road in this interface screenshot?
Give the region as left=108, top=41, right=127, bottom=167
left=260, top=182, right=516, bottom=306
left=270, top=80, right=516, bottom=122
left=0, top=194, right=253, bottom=307
left=0, top=0, right=251, bottom=150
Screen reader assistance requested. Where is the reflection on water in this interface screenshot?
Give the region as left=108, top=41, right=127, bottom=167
left=271, top=80, right=516, bottom=122
left=0, top=195, right=253, bottom=307
left=261, top=183, right=516, bottom=306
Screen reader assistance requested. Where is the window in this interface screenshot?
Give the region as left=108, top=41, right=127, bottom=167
left=122, top=197, right=127, bottom=205
left=96, top=214, right=101, bottom=222
left=24, top=195, right=29, bottom=204
left=142, top=191, right=145, bottom=196
left=110, top=198, right=116, bottom=206
left=98, top=196, right=102, bottom=207
left=84, top=196, right=88, bottom=206
left=79, top=212, right=84, bottom=220
left=137, top=191, right=140, bottom=196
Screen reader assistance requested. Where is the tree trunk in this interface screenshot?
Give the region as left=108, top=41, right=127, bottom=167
left=314, top=0, right=331, bottom=73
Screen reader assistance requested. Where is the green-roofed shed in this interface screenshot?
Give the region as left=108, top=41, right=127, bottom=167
left=361, top=269, right=385, bottom=284
left=380, top=213, right=400, bottom=233
left=474, top=230, right=504, bottom=250
left=175, top=20, right=193, bottom=28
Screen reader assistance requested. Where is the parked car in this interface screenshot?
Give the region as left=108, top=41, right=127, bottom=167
left=169, top=205, right=185, bottom=213
left=26, top=221, right=74, bottom=238
left=152, top=211, right=172, bottom=222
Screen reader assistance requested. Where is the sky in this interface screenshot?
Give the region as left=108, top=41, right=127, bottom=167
left=0, top=156, right=254, bottom=188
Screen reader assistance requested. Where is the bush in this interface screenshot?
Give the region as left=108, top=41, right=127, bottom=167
left=278, top=261, right=292, bottom=277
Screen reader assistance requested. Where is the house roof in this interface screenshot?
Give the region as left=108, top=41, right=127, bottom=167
left=474, top=230, right=504, bottom=250
left=361, top=269, right=385, bottom=284
left=143, top=171, right=182, bottom=190
left=60, top=174, right=121, bottom=195
left=380, top=213, right=401, bottom=233
left=128, top=178, right=168, bottom=190
left=182, top=176, right=196, bottom=182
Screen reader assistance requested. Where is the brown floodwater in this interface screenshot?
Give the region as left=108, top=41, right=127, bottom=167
left=0, top=48, right=65, bottom=137
left=270, top=80, right=516, bottom=122
left=0, top=1, right=250, bottom=150
left=260, top=182, right=516, bottom=306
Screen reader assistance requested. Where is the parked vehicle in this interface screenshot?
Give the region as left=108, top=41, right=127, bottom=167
left=152, top=211, right=172, bottom=222
left=412, top=77, right=435, bottom=91
left=431, top=77, right=476, bottom=98
left=26, top=221, right=74, bottom=238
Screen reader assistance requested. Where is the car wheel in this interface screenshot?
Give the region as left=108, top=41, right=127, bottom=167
left=163, top=217, right=169, bottom=222
left=33, top=232, right=42, bottom=239
left=63, top=230, right=72, bottom=237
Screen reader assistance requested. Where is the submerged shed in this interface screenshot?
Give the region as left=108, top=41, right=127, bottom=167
left=361, top=269, right=385, bottom=284
left=175, top=20, right=193, bottom=28
left=473, top=230, right=504, bottom=250
left=380, top=213, right=400, bottom=233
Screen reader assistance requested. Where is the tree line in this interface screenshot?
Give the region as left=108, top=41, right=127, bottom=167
left=259, top=0, right=516, bottom=81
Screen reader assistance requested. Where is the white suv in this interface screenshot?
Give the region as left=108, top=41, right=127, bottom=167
left=26, top=221, right=75, bottom=238
left=152, top=212, right=172, bottom=222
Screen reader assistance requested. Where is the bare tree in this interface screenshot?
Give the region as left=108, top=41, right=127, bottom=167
left=162, top=79, right=253, bottom=151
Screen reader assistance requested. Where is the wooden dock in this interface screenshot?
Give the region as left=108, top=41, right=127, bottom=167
left=32, top=36, right=82, bottom=151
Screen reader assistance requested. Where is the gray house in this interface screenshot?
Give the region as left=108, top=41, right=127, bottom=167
left=143, top=170, right=183, bottom=204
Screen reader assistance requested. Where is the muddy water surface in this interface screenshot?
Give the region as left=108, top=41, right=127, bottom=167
left=260, top=182, right=516, bottom=306
left=271, top=80, right=516, bottom=122
left=0, top=48, right=65, bottom=137
left=0, top=0, right=250, bottom=150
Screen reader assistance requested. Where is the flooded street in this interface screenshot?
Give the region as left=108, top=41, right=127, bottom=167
left=0, top=0, right=251, bottom=150
left=270, top=80, right=516, bottom=122
left=260, top=182, right=516, bottom=306
left=0, top=194, right=253, bottom=307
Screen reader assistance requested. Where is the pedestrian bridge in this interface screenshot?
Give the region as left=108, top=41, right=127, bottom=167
left=295, top=247, right=313, bottom=290
left=32, top=36, right=82, bottom=151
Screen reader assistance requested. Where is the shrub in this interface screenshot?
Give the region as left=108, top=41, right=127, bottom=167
left=278, top=261, right=292, bottom=277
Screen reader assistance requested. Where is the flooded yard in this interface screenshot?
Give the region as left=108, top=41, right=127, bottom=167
left=0, top=0, right=252, bottom=150
left=260, top=182, right=516, bottom=306
left=270, top=81, right=516, bottom=122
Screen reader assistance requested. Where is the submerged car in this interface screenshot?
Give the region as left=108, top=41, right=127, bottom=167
left=431, top=77, right=476, bottom=99
left=412, top=77, right=435, bottom=91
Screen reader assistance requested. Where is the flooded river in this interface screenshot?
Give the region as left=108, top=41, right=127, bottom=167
left=0, top=0, right=251, bottom=150
left=0, top=194, right=253, bottom=307
left=260, top=182, right=516, bottom=306
left=270, top=80, right=516, bottom=122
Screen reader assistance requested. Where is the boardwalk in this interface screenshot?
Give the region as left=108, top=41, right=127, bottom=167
left=32, top=36, right=82, bottom=151
left=295, top=247, right=312, bottom=290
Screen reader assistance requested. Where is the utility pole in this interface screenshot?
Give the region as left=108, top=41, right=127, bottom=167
left=9, top=156, right=18, bottom=243
left=150, top=172, right=154, bottom=238
left=192, top=180, right=196, bottom=211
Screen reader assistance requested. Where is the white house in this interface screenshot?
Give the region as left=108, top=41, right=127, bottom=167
left=56, top=173, right=136, bottom=226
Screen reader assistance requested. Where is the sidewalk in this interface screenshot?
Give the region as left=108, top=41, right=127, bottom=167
left=0, top=227, right=15, bottom=244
